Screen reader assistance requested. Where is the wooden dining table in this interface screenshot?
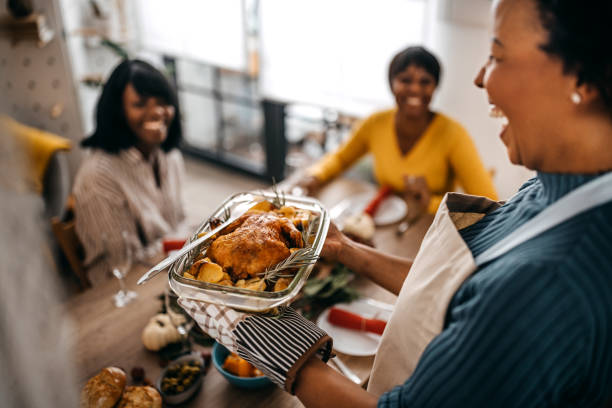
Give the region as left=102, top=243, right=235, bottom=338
left=66, top=178, right=433, bottom=407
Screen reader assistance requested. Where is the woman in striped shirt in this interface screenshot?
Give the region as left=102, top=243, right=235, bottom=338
left=73, top=60, right=186, bottom=285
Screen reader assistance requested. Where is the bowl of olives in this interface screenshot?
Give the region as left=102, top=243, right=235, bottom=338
left=156, top=353, right=205, bottom=405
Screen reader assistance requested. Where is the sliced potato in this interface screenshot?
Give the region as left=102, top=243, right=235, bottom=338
left=197, top=261, right=224, bottom=283
left=274, top=278, right=291, bottom=292
left=292, top=209, right=311, bottom=230
left=245, top=278, right=266, bottom=292
left=217, top=279, right=234, bottom=287
left=247, top=200, right=275, bottom=212
left=184, top=272, right=196, bottom=280
left=277, top=206, right=296, bottom=218
left=199, top=230, right=219, bottom=240
left=235, top=279, right=246, bottom=288
left=188, top=259, right=206, bottom=276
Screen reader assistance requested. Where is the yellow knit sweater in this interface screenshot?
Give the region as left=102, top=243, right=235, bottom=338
left=307, top=109, right=498, bottom=213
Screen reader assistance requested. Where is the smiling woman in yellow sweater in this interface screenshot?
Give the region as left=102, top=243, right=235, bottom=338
left=301, top=46, right=497, bottom=213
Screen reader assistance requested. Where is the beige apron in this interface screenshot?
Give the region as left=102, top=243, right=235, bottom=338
left=368, top=193, right=502, bottom=396
left=367, top=172, right=612, bottom=396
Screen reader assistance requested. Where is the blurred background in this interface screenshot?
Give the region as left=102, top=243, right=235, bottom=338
left=0, top=0, right=532, bottom=202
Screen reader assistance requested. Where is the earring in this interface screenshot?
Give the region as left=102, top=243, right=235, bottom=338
left=571, top=92, right=582, bottom=104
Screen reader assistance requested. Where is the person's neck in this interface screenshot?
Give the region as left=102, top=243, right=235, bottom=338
left=395, top=109, right=434, bottom=140
left=135, top=144, right=157, bottom=162
left=538, top=115, right=612, bottom=174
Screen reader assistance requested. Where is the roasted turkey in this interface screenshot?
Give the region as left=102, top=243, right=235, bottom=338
left=207, top=211, right=304, bottom=280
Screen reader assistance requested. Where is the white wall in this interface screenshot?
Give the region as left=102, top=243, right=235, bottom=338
left=423, top=0, right=533, bottom=199
left=135, top=0, right=246, bottom=72
left=259, top=0, right=427, bottom=117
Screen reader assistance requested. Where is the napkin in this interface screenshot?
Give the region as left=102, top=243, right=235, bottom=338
left=163, top=239, right=186, bottom=253
left=327, top=307, right=387, bottom=335
left=363, top=186, right=392, bottom=217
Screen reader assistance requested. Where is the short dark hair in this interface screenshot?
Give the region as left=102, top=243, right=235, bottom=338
left=388, top=46, right=442, bottom=88
left=81, top=59, right=182, bottom=153
left=534, top=0, right=612, bottom=116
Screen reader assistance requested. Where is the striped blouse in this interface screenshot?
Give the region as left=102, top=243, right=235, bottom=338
left=73, top=147, right=185, bottom=284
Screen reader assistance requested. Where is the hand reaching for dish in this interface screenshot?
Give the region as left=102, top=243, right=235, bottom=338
left=285, top=174, right=322, bottom=197
left=402, top=175, right=431, bottom=217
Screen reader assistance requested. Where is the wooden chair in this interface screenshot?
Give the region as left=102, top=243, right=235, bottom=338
left=51, top=198, right=91, bottom=290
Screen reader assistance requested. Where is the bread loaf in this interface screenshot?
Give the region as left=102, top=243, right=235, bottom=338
left=80, top=367, right=126, bottom=408
left=117, top=386, right=162, bottom=408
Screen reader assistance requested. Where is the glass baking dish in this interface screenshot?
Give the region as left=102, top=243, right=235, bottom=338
left=168, top=191, right=330, bottom=312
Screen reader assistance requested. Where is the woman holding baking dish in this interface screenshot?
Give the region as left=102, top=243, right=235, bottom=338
left=296, top=46, right=498, bottom=214
left=180, top=0, right=612, bottom=406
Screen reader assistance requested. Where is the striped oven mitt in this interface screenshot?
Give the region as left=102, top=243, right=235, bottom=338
left=178, top=299, right=333, bottom=393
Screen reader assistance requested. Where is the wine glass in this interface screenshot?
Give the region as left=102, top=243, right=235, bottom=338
left=164, top=286, right=194, bottom=341
left=108, top=230, right=138, bottom=308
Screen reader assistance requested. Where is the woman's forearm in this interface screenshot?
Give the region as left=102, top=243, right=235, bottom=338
left=294, top=357, right=378, bottom=408
left=337, top=237, right=412, bottom=296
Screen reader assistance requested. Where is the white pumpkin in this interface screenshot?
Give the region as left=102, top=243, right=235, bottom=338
left=141, top=314, right=182, bottom=351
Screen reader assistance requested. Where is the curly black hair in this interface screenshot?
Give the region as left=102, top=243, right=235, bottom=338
left=81, top=59, right=182, bottom=153
left=534, top=0, right=612, bottom=116
left=388, top=46, right=442, bottom=89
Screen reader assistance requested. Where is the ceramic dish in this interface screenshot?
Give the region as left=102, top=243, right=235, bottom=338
left=317, top=298, right=392, bottom=356
left=212, top=342, right=272, bottom=389
left=168, top=191, right=330, bottom=312
left=340, top=192, right=407, bottom=226
left=156, top=352, right=205, bottom=405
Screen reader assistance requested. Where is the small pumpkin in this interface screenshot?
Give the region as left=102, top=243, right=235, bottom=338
left=141, top=314, right=182, bottom=351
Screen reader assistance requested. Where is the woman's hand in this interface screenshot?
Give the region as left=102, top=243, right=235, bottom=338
left=403, top=175, right=431, bottom=216
left=320, top=222, right=348, bottom=262
left=294, top=175, right=323, bottom=196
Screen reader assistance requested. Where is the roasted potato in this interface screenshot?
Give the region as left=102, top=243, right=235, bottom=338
left=273, top=278, right=291, bottom=292
left=277, top=206, right=296, bottom=218
left=247, top=200, right=276, bottom=213
left=196, top=261, right=224, bottom=283
left=245, top=278, right=266, bottom=291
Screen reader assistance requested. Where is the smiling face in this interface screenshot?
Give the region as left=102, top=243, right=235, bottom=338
left=391, top=65, right=437, bottom=118
left=474, top=0, right=580, bottom=169
left=122, top=83, right=176, bottom=155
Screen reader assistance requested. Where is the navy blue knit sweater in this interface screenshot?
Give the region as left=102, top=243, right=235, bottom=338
left=379, top=172, right=612, bottom=407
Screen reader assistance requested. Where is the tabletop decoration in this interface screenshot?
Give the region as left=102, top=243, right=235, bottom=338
left=291, top=263, right=360, bottom=319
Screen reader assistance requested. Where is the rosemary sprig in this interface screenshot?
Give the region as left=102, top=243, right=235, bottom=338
left=222, top=206, right=231, bottom=222
left=259, top=246, right=319, bottom=283
left=301, top=214, right=320, bottom=246
left=270, top=178, right=286, bottom=209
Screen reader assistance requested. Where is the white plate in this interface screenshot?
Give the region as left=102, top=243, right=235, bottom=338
left=343, top=192, right=407, bottom=226
left=317, top=298, right=392, bottom=356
